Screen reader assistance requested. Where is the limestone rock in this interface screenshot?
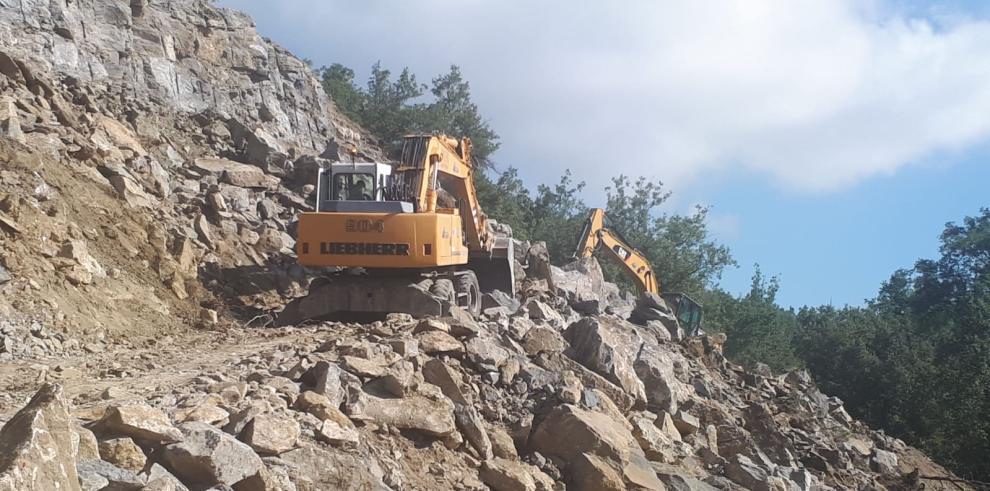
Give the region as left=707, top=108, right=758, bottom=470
left=316, top=419, right=360, bottom=448
left=76, top=459, right=144, bottom=491
left=240, top=414, right=299, bottom=456
left=98, top=437, right=147, bottom=472
left=523, top=326, right=568, bottom=356
left=347, top=391, right=456, bottom=437
left=74, top=425, right=100, bottom=460
left=723, top=454, right=769, bottom=490
left=144, top=464, right=189, bottom=491
left=564, top=316, right=647, bottom=403
left=416, top=330, right=464, bottom=355
left=162, top=422, right=263, bottom=488
left=280, top=445, right=390, bottom=491
left=0, top=384, right=80, bottom=491
left=871, top=449, right=899, bottom=476
left=530, top=404, right=663, bottom=490
left=479, top=458, right=554, bottom=491
left=455, top=404, right=493, bottom=460
left=634, top=343, right=692, bottom=414
left=553, top=257, right=609, bottom=314
left=422, top=358, right=470, bottom=405
left=300, top=361, right=345, bottom=408
left=95, top=403, right=182, bottom=444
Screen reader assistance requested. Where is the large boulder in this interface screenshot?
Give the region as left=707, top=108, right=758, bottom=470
left=76, top=459, right=145, bottom=491
left=634, top=343, right=693, bottom=414
left=552, top=257, right=610, bottom=314
left=455, top=404, right=493, bottom=460
left=479, top=458, right=554, bottom=491
left=529, top=405, right=664, bottom=490
left=93, top=403, right=182, bottom=444
left=346, top=391, right=456, bottom=437
left=98, top=437, right=147, bottom=472
left=240, top=413, right=300, bottom=456
left=161, top=422, right=263, bottom=488
left=564, top=317, right=647, bottom=403
left=0, top=384, right=80, bottom=491
left=300, top=361, right=346, bottom=408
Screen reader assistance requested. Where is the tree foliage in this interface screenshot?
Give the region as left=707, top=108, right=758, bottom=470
left=320, top=62, right=500, bottom=164
left=604, top=176, right=734, bottom=294
left=711, top=209, right=990, bottom=480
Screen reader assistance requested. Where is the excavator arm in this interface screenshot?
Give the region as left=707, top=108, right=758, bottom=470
left=574, top=208, right=703, bottom=333
left=574, top=208, right=659, bottom=294
left=395, top=135, right=493, bottom=252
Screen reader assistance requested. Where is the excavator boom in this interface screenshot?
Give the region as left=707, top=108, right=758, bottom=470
left=574, top=208, right=658, bottom=294
left=574, top=208, right=702, bottom=332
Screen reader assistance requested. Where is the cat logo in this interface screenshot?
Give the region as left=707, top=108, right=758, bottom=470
left=345, top=219, right=385, bottom=233
left=613, top=245, right=630, bottom=260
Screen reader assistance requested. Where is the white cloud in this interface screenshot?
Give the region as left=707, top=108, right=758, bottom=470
left=223, top=0, right=990, bottom=193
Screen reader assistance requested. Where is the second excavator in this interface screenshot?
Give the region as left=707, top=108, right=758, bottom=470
left=574, top=208, right=703, bottom=332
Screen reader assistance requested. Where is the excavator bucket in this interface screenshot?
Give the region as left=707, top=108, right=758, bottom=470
left=468, top=236, right=515, bottom=295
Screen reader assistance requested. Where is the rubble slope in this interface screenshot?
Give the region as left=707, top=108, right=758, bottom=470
left=0, top=1, right=971, bottom=490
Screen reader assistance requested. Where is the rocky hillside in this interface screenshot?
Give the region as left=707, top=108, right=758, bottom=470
left=0, top=0, right=381, bottom=349
left=0, top=1, right=971, bottom=490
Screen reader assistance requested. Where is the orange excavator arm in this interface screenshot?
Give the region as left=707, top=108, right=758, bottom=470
left=574, top=208, right=659, bottom=294
left=395, top=135, right=493, bottom=252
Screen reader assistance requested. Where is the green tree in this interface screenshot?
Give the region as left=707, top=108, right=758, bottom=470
left=710, top=266, right=801, bottom=371
left=320, top=63, right=365, bottom=122
left=528, top=170, right=589, bottom=262
left=789, top=209, right=990, bottom=480
left=604, top=175, right=734, bottom=294
left=474, top=167, right=535, bottom=240
left=420, top=66, right=501, bottom=165
left=361, top=62, right=425, bottom=151
left=318, top=62, right=499, bottom=165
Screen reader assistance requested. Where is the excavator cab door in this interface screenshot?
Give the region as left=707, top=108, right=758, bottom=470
left=661, top=292, right=703, bottom=335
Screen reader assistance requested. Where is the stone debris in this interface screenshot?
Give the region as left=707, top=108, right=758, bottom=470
left=0, top=0, right=969, bottom=490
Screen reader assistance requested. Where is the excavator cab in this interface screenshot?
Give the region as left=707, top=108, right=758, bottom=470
left=315, top=162, right=414, bottom=213
left=661, top=292, right=704, bottom=335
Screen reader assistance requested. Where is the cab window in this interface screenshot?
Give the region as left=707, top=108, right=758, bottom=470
left=332, top=173, right=375, bottom=201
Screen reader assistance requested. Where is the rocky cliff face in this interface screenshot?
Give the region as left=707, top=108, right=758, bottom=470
left=0, top=0, right=370, bottom=160
left=0, top=1, right=971, bottom=490
left=0, top=0, right=380, bottom=347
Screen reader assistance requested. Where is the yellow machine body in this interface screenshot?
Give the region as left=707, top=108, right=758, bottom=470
left=296, top=210, right=468, bottom=269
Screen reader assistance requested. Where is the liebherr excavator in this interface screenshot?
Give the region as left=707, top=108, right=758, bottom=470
left=574, top=208, right=703, bottom=332
left=278, top=135, right=513, bottom=324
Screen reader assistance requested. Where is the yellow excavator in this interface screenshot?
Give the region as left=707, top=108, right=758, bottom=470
left=574, top=208, right=703, bottom=332
left=277, top=134, right=514, bottom=324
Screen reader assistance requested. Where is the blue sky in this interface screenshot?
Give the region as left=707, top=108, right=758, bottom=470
left=220, top=1, right=990, bottom=307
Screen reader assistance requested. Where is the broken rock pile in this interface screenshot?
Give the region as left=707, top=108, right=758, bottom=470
left=0, top=268, right=965, bottom=489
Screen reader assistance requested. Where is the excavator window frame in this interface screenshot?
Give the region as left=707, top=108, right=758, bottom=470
left=331, top=172, right=376, bottom=201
